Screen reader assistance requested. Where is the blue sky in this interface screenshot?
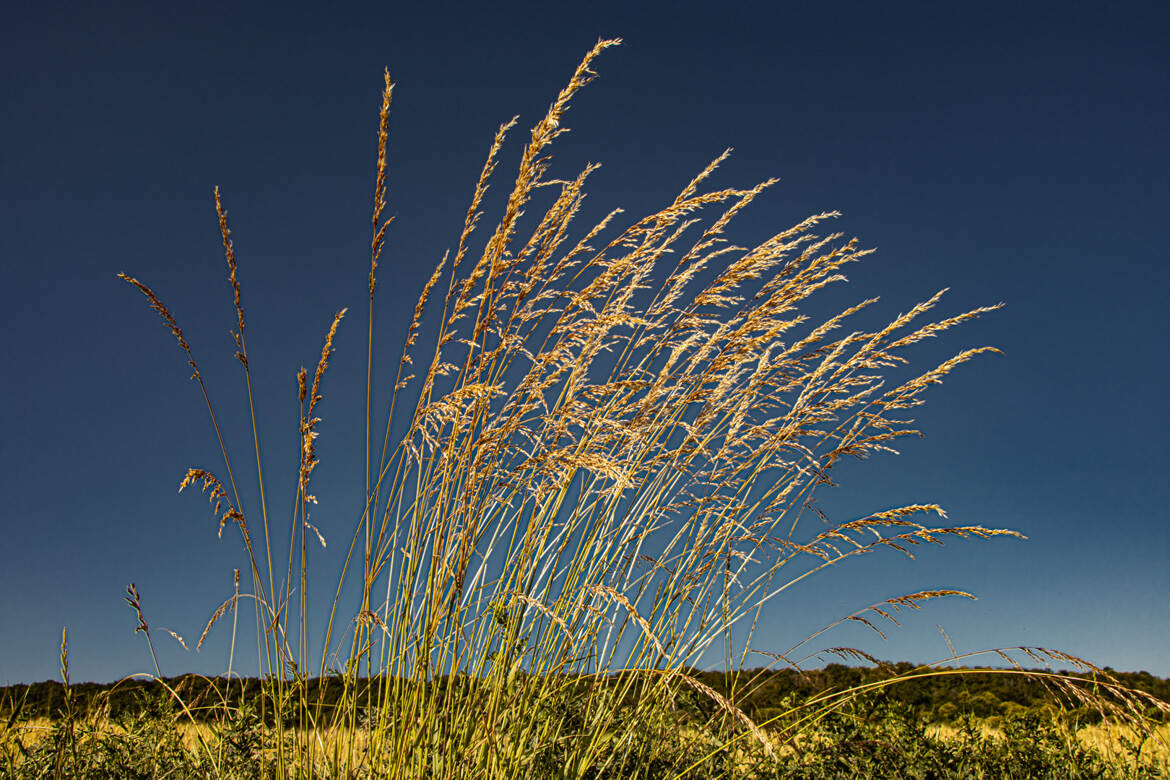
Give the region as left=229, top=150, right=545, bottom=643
left=1, top=1, right=1167, bottom=683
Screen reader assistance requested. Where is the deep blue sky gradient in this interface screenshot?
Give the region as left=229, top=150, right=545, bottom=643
left=2, top=1, right=1167, bottom=683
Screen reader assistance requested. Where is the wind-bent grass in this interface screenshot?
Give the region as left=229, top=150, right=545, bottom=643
left=96, top=38, right=1168, bottom=779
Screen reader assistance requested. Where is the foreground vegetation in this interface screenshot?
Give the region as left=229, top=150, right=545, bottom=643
left=3, top=669, right=1168, bottom=778
left=32, top=38, right=1164, bottom=777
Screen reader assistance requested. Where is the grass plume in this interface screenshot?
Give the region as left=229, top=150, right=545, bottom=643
left=90, top=38, right=1170, bottom=779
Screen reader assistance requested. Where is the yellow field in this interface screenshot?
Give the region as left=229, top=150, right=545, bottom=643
left=11, top=714, right=1165, bottom=775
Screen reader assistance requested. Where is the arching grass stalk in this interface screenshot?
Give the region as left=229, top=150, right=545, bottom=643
left=115, top=38, right=1167, bottom=779
left=670, top=647, right=1170, bottom=778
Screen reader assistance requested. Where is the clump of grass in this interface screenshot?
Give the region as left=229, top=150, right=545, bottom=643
left=91, top=38, right=1170, bottom=779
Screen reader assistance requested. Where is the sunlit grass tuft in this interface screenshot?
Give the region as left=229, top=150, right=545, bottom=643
left=15, top=38, right=1163, bottom=779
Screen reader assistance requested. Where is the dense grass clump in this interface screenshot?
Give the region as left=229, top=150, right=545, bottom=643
left=16, top=39, right=1164, bottom=778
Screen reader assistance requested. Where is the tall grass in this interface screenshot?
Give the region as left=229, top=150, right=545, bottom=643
left=107, top=39, right=1166, bottom=778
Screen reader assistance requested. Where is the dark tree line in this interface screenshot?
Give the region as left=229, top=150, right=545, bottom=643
left=691, top=663, right=1170, bottom=724
left=3, top=664, right=1167, bottom=725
